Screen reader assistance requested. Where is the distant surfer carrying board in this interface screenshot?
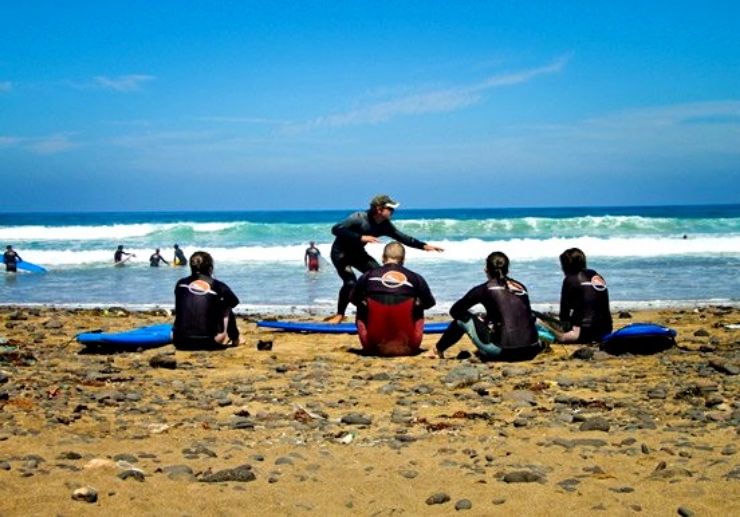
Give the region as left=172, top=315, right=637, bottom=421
left=3, top=245, right=21, bottom=272
left=114, top=245, right=134, bottom=266
left=325, top=194, right=443, bottom=324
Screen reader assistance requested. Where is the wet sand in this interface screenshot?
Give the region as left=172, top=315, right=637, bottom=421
left=0, top=305, right=738, bottom=516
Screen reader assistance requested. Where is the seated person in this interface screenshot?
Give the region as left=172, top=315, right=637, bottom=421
left=556, top=248, right=612, bottom=343
left=173, top=251, right=240, bottom=349
left=349, top=241, right=435, bottom=356
left=435, top=251, right=542, bottom=362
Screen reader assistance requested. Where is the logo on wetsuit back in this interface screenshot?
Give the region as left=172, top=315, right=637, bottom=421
left=584, top=275, right=607, bottom=292
left=370, top=270, right=412, bottom=289
left=186, top=279, right=216, bottom=296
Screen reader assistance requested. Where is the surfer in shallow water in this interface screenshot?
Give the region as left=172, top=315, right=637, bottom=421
left=113, top=245, right=134, bottom=265
left=349, top=241, right=435, bottom=356
left=3, top=245, right=22, bottom=272
left=304, top=241, right=321, bottom=272
left=325, top=194, right=443, bottom=324
left=173, top=244, right=187, bottom=266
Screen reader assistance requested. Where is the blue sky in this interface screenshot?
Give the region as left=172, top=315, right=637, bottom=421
left=1, top=1, right=738, bottom=211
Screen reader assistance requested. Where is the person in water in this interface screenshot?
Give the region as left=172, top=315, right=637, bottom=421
left=3, top=245, right=22, bottom=273
left=173, top=250, right=240, bottom=349
left=114, top=245, right=134, bottom=264
left=350, top=241, right=435, bottom=356
left=149, top=248, right=170, bottom=267
left=555, top=247, right=612, bottom=343
left=325, top=194, right=443, bottom=324
left=304, top=241, right=321, bottom=272
left=173, top=244, right=187, bottom=266
left=435, top=251, right=542, bottom=362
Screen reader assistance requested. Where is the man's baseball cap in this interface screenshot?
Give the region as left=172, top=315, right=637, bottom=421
left=370, top=194, right=400, bottom=209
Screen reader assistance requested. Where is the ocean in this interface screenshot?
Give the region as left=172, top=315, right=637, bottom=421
left=1, top=205, right=739, bottom=316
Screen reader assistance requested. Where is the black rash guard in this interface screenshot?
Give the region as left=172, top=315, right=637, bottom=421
left=559, top=269, right=613, bottom=342
left=350, top=263, right=435, bottom=321
left=173, top=274, right=239, bottom=346
left=330, top=210, right=428, bottom=315
left=3, top=250, right=21, bottom=272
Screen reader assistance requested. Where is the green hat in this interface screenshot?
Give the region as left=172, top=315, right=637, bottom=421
left=370, top=194, right=400, bottom=209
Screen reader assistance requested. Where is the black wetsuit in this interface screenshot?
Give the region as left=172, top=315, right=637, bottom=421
left=331, top=210, right=428, bottom=315
left=149, top=253, right=167, bottom=267
left=559, top=269, right=612, bottom=342
left=173, top=273, right=239, bottom=348
left=350, top=263, right=435, bottom=322
left=305, top=246, right=321, bottom=271
left=3, top=250, right=21, bottom=272
left=114, top=249, right=129, bottom=263
left=173, top=248, right=187, bottom=266
left=437, top=277, right=541, bottom=361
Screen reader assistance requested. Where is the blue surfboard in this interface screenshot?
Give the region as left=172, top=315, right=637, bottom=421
left=257, top=320, right=556, bottom=341
left=76, top=323, right=173, bottom=349
left=15, top=260, right=47, bottom=273
left=600, top=322, right=676, bottom=355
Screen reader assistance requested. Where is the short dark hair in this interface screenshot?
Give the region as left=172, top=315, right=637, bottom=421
left=486, top=251, right=509, bottom=280
left=560, top=248, right=587, bottom=274
left=189, top=251, right=214, bottom=275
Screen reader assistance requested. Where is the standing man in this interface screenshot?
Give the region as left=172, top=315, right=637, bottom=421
left=3, top=245, right=22, bottom=272
left=304, top=241, right=321, bottom=272
left=173, top=244, right=187, bottom=266
left=114, top=245, right=134, bottom=265
left=326, top=194, right=443, bottom=324
left=350, top=242, right=435, bottom=356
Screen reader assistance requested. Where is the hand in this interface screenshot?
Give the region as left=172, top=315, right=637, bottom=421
left=423, top=244, right=444, bottom=252
left=361, top=235, right=380, bottom=244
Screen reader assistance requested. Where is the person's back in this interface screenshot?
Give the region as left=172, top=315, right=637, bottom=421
left=350, top=242, right=435, bottom=356
left=4, top=246, right=20, bottom=272
left=558, top=248, right=612, bottom=343
left=173, top=251, right=240, bottom=349
left=436, top=251, right=541, bottom=361
left=173, top=245, right=186, bottom=266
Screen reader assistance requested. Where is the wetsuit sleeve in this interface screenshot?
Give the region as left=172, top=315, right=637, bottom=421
left=449, top=284, right=485, bottom=321
left=331, top=212, right=366, bottom=243
left=559, top=276, right=577, bottom=326
left=414, top=273, right=436, bottom=310
left=217, top=282, right=240, bottom=309
left=384, top=222, right=427, bottom=250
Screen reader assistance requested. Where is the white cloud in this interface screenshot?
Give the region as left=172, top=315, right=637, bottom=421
left=0, top=81, right=12, bottom=93
left=27, top=135, right=79, bottom=155
left=307, top=56, right=569, bottom=128
left=93, top=74, right=155, bottom=92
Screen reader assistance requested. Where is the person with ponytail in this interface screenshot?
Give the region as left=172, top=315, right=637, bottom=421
left=434, top=251, right=542, bottom=361
left=173, top=251, right=240, bottom=349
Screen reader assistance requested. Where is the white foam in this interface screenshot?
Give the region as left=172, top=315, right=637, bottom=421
left=12, top=235, right=740, bottom=266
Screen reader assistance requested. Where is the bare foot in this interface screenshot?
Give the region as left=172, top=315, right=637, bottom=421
left=323, top=314, right=345, bottom=324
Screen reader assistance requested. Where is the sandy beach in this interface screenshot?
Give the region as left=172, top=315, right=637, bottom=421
left=0, top=305, right=738, bottom=516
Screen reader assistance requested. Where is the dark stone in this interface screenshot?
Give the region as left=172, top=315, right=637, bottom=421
left=425, top=492, right=451, bottom=505
left=558, top=478, right=581, bottom=492
left=571, top=347, right=594, bottom=360
left=502, top=470, right=544, bottom=483
left=71, top=487, right=98, bottom=503
left=455, top=499, right=472, bottom=511
left=113, top=453, right=137, bottom=463
left=618, top=311, right=632, bottom=319
left=677, top=507, right=695, bottom=517
left=200, top=464, right=256, bottom=483
left=256, top=340, right=273, bottom=351
left=579, top=417, right=610, bottom=432
left=118, top=469, right=146, bottom=482
left=341, top=413, right=372, bottom=425
left=693, top=329, right=709, bottom=337
left=149, top=354, right=177, bottom=369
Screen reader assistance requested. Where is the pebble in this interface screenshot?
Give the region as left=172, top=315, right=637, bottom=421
left=454, top=499, right=472, bottom=510
left=677, top=507, right=695, bottom=517
left=425, top=492, right=451, bottom=505
left=340, top=413, right=372, bottom=425
left=502, top=470, right=544, bottom=483
left=200, top=464, right=256, bottom=483
left=71, top=486, right=98, bottom=503
left=579, top=417, right=610, bottom=432
left=118, top=469, right=146, bottom=482
left=149, top=354, right=177, bottom=369
left=442, top=366, right=481, bottom=389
